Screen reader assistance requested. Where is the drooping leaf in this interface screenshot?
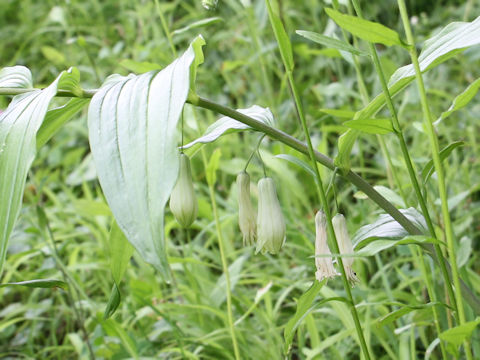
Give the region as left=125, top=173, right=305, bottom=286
left=0, top=279, right=68, bottom=290
left=87, top=36, right=204, bottom=280
left=343, top=118, right=393, bottom=134
left=356, top=16, right=480, bottom=121
left=37, top=98, right=89, bottom=149
left=325, top=8, right=404, bottom=47
left=439, top=318, right=480, bottom=347
left=182, top=105, right=274, bottom=149
left=266, top=0, right=294, bottom=71
left=296, top=30, right=368, bottom=56
left=0, top=68, right=66, bottom=276
left=421, top=141, right=464, bottom=183
left=0, top=66, right=32, bottom=88
left=379, top=302, right=445, bottom=326
left=284, top=280, right=325, bottom=354
left=437, top=77, right=480, bottom=124
left=352, top=208, right=428, bottom=247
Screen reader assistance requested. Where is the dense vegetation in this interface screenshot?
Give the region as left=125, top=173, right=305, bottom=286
left=0, top=0, right=479, bottom=359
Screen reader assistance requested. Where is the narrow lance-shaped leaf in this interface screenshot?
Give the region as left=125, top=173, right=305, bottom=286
left=296, top=30, right=368, bottom=56
left=325, top=8, right=405, bottom=47
left=266, top=0, right=294, bottom=71
left=436, top=77, right=480, bottom=124
left=0, top=67, right=72, bottom=276
left=421, top=141, right=464, bottom=183
left=87, top=36, right=204, bottom=280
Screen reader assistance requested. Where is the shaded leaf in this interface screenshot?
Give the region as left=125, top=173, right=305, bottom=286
left=437, top=77, right=480, bottom=124
left=439, top=318, right=480, bottom=347
left=296, top=30, right=368, bottom=56
left=0, top=279, right=68, bottom=290
left=319, top=108, right=355, bottom=118
left=325, top=8, right=404, bottom=47
left=421, top=141, right=464, bottom=183
left=182, top=105, right=274, bottom=149
left=379, top=302, right=445, bottom=325
left=87, top=36, right=204, bottom=279
left=104, top=283, right=121, bottom=319
left=334, top=129, right=359, bottom=171
left=172, top=17, right=223, bottom=36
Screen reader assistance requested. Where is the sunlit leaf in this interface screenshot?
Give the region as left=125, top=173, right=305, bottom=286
left=87, top=36, right=204, bottom=279
left=0, top=279, right=68, bottom=290
left=266, top=0, right=294, bottom=71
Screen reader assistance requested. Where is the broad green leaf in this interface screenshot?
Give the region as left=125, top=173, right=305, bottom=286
left=325, top=8, right=404, bottom=47
left=379, top=302, right=444, bottom=325
left=421, top=141, right=464, bottom=183
left=266, top=0, right=294, bottom=71
left=0, top=279, right=68, bottom=290
left=206, top=148, right=222, bottom=186
left=437, top=77, right=480, bottom=124
left=334, top=129, right=359, bottom=171
left=355, top=235, right=440, bottom=256
left=439, top=318, right=480, bottom=347
left=87, top=37, right=204, bottom=280
left=119, top=59, right=162, bottom=74
left=352, top=208, right=428, bottom=246
left=357, top=16, right=480, bottom=121
left=343, top=118, right=393, bottom=134
left=296, top=30, right=368, bottom=56
left=182, top=105, right=274, bottom=149
left=37, top=98, right=89, bottom=149
left=284, top=280, right=325, bottom=354
left=319, top=108, right=355, bottom=118
left=0, top=66, right=32, bottom=88
left=0, top=69, right=65, bottom=276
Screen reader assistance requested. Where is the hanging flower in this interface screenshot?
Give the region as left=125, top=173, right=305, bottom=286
left=255, top=177, right=286, bottom=254
left=332, top=213, right=359, bottom=286
left=237, top=171, right=257, bottom=246
left=314, top=211, right=339, bottom=281
left=169, top=153, right=197, bottom=228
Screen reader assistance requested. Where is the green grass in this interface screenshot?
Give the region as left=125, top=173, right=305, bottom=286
left=1, top=0, right=480, bottom=359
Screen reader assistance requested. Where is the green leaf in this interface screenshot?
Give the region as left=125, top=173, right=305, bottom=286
left=334, top=129, right=359, bottom=171
left=36, top=98, right=89, bottom=149
left=355, top=236, right=440, bottom=256
left=379, top=302, right=445, bottom=326
left=41, top=46, right=66, bottom=66
left=119, top=59, right=163, bottom=74
left=296, top=30, right=368, bottom=56
left=437, top=77, right=480, bottom=124
left=266, top=0, right=294, bottom=71
left=275, top=154, right=315, bottom=177
left=0, top=66, right=32, bottom=88
left=284, top=280, right=325, bottom=354
left=87, top=37, right=203, bottom=280
left=319, top=108, right=356, bottom=118
left=172, top=17, right=223, bottom=36
left=439, top=318, right=480, bottom=347
left=206, top=148, right=222, bottom=186
left=343, top=118, right=393, bottom=134
left=325, top=8, right=404, bottom=47
left=100, top=318, right=138, bottom=359
left=109, top=220, right=134, bottom=285
left=421, top=141, right=464, bottom=183
left=357, top=16, right=480, bottom=120
left=0, top=279, right=68, bottom=290
left=104, top=283, right=121, bottom=319
left=0, top=69, right=65, bottom=276
left=182, top=105, right=274, bottom=149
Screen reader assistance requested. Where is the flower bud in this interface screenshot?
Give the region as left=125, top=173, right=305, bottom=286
left=169, top=153, right=197, bottom=228
left=255, top=177, right=286, bottom=255
left=314, top=211, right=339, bottom=281
left=237, top=172, right=256, bottom=246
left=332, top=213, right=358, bottom=286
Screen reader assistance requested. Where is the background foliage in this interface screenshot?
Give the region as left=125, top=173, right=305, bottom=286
left=0, top=0, right=479, bottom=359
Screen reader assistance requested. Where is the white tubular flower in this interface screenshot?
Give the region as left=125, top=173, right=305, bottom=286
left=169, top=153, right=198, bottom=228
left=255, top=177, right=286, bottom=255
left=237, top=172, right=256, bottom=246
left=332, top=213, right=359, bottom=286
left=314, top=211, right=339, bottom=281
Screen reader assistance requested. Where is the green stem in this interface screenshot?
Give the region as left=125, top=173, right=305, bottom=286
left=350, top=0, right=457, bottom=324
left=397, top=0, right=472, bottom=358
left=207, top=170, right=241, bottom=360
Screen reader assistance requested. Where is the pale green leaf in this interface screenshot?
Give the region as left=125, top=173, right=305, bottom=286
left=0, top=70, right=64, bottom=276
left=319, top=108, right=355, bottom=118
left=206, top=148, right=222, bottom=186
left=439, top=318, right=480, bottom=347
left=296, top=30, right=368, bottom=56
left=109, top=220, right=134, bottom=285
left=325, top=8, right=404, bottom=47
left=172, top=17, right=223, bottom=36
left=334, top=129, right=359, bottom=171
left=119, top=59, right=162, bottom=73
left=421, top=141, right=464, bottom=183
left=379, top=302, right=445, bottom=325
left=0, top=66, right=32, bottom=88
left=182, top=105, right=274, bottom=149
left=437, top=77, right=480, bottom=124
left=87, top=37, right=203, bottom=280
